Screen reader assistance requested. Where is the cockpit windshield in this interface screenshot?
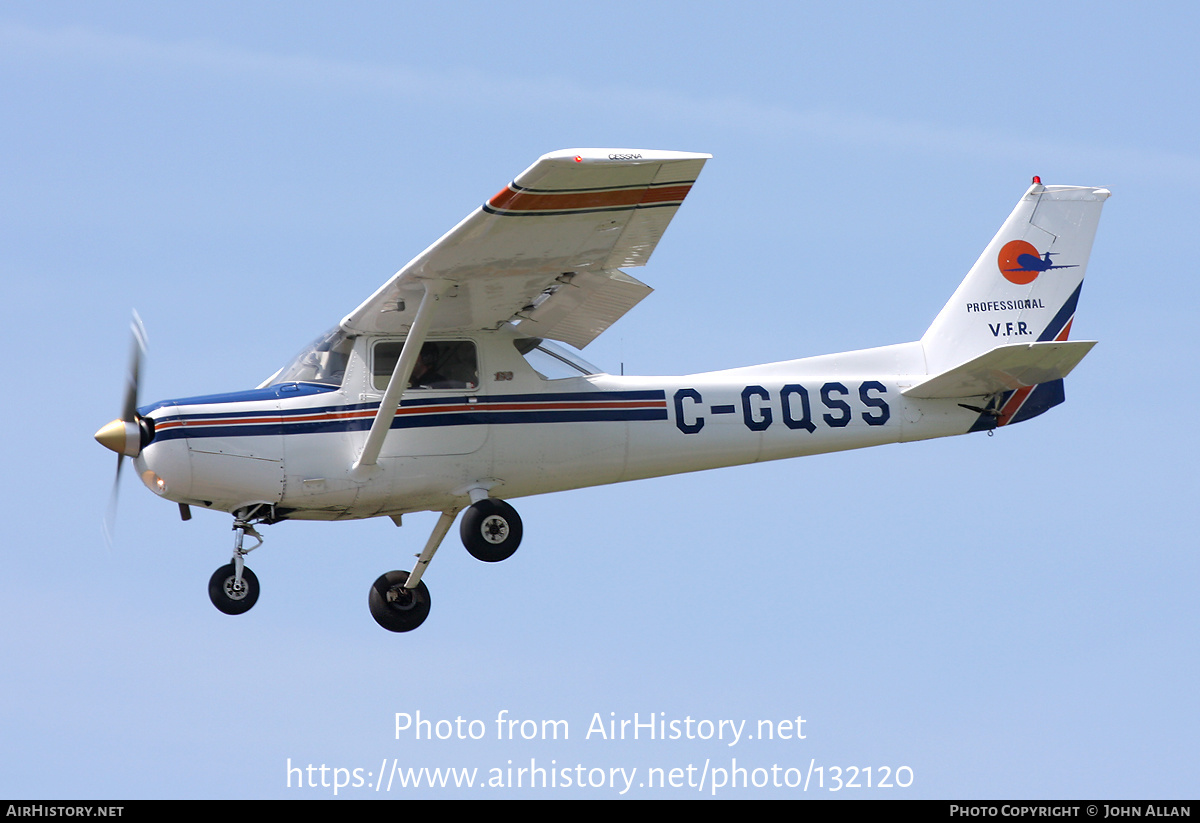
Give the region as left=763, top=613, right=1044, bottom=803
left=269, top=326, right=354, bottom=387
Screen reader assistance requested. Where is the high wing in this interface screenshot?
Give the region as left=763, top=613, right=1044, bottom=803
left=340, top=148, right=710, bottom=348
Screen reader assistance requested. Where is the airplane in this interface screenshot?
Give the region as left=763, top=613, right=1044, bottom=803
left=999, top=240, right=1079, bottom=280
left=1010, top=250, right=1076, bottom=272
left=94, top=149, right=1110, bottom=632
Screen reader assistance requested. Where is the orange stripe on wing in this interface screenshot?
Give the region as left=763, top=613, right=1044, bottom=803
left=487, top=184, right=692, bottom=213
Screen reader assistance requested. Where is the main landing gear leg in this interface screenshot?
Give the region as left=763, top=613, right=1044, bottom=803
left=208, top=508, right=265, bottom=615
left=369, top=510, right=458, bottom=633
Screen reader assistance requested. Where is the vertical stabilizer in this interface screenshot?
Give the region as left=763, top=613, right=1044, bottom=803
left=921, top=183, right=1110, bottom=377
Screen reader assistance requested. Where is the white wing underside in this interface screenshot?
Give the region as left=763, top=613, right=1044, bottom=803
left=340, top=148, right=710, bottom=348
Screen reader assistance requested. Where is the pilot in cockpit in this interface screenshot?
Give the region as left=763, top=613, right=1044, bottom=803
left=408, top=345, right=449, bottom=389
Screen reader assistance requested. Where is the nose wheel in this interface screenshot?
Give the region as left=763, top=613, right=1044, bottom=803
left=208, top=509, right=266, bottom=615
left=209, top=563, right=260, bottom=614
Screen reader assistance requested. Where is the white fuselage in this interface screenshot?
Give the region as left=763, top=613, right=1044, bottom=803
left=133, top=329, right=978, bottom=522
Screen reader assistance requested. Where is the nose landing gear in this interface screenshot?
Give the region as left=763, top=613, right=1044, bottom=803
left=209, top=563, right=260, bottom=615
left=208, top=507, right=267, bottom=616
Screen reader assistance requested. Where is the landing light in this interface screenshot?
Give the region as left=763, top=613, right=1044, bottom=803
left=141, top=470, right=167, bottom=495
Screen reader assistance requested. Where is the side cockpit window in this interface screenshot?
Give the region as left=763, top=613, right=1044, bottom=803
left=373, top=340, right=478, bottom=391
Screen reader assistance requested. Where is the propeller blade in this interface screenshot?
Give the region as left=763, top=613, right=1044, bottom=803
left=104, top=310, right=148, bottom=548
left=103, top=452, right=122, bottom=550
left=120, top=310, right=148, bottom=423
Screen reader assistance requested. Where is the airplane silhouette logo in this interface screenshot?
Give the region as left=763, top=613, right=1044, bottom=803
left=997, top=239, right=1077, bottom=285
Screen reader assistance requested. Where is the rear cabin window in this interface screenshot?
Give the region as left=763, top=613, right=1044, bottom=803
left=373, top=340, right=478, bottom=391
left=514, top=338, right=601, bottom=380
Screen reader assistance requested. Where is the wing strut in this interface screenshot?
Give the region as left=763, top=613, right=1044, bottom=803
left=352, top=279, right=450, bottom=476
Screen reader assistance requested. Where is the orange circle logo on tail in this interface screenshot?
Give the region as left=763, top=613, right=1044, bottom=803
left=998, top=240, right=1041, bottom=285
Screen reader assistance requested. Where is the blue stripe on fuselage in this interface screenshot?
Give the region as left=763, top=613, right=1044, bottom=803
left=147, top=389, right=669, bottom=442
left=137, top=382, right=339, bottom=416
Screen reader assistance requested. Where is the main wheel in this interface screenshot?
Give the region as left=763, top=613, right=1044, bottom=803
left=208, top=563, right=260, bottom=615
left=369, top=571, right=431, bottom=632
left=460, top=498, right=523, bottom=562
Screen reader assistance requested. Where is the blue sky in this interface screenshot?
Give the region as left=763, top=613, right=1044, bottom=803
left=2, top=1, right=1197, bottom=798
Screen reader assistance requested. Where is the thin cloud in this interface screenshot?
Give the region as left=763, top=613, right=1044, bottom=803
left=3, top=21, right=1196, bottom=178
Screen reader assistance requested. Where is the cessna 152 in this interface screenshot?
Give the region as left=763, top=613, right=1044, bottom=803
left=94, top=149, right=1109, bottom=632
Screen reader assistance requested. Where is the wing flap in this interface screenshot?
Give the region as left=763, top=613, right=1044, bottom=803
left=903, top=340, right=1096, bottom=399
left=512, top=269, right=653, bottom=349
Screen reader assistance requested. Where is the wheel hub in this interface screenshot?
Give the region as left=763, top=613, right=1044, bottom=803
left=480, top=514, right=509, bottom=544
left=222, top=576, right=249, bottom=601
left=386, top=585, right=416, bottom=611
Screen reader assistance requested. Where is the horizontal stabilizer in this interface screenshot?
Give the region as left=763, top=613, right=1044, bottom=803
left=903, top=340, right=1096, bottom=399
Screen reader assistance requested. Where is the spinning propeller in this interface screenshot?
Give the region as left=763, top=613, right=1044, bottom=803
left=95, top=311, right=152, bottom=544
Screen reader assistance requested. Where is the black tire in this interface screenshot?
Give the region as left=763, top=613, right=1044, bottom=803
left=369, top=571, right=431, bottom=632
left=208, top=563, right=260, bottom=615
left=460, top=498, right=523, bottom=562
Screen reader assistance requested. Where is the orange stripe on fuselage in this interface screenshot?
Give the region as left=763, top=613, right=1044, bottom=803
left=997, top=386, right=1034, bottom=427
left=153, top=399, right=668, bottom=430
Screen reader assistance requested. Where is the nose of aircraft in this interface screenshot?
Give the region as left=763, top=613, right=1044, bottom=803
left=94, top=418, right=144, bottom=457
